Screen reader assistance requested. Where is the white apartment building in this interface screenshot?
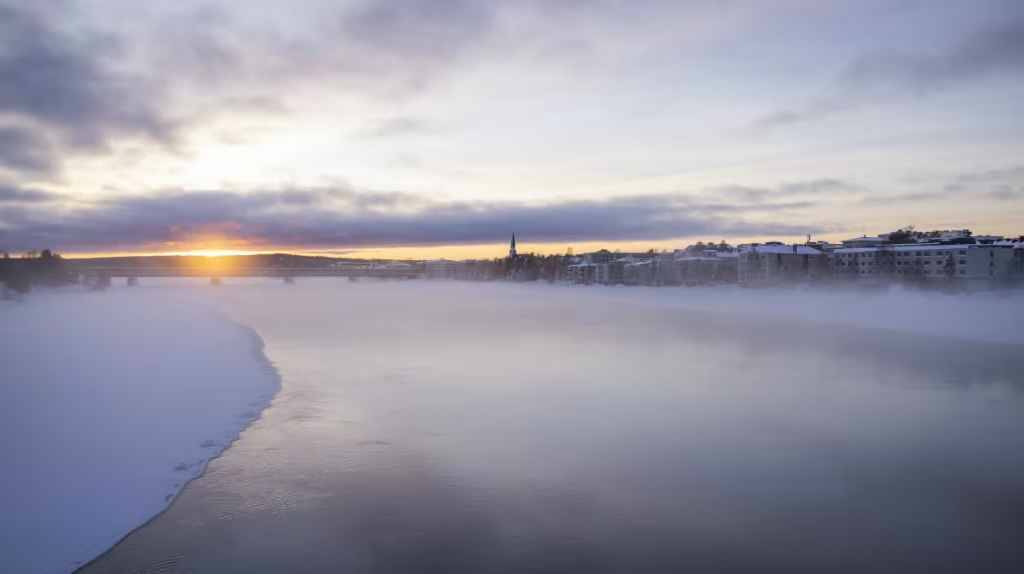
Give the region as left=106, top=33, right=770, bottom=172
left=995, top=238, right=1024, bottom=280
left=737, top=244, right=830, bottom=284
left=832, top=243, right=1014, bottom=284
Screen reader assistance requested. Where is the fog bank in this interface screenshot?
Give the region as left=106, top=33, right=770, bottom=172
left=563, top=283, right=1024, bottom=345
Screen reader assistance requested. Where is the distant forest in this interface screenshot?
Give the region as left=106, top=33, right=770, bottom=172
left=0, top=250, right=76, bottom=294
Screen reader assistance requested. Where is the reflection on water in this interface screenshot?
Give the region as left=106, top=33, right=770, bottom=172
left=83, top=282, right=1024, bottom=573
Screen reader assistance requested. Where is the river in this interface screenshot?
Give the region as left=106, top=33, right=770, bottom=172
left=82, top=280, right=1024, bottom=573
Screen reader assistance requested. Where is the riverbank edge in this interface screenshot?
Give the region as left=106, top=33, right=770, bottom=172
left=71, top=314, right=282, bottom=573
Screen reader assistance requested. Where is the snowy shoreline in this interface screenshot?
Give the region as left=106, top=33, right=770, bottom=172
left=0, top=289, right=280, bottom=574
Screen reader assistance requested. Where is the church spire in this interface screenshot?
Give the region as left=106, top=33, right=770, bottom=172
left=509, top=233, right=517, bottom=258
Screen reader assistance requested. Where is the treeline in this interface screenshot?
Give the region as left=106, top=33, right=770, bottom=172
left=0, top=250, right=77, bottom=294
left=428, top=254, right=574, bottom=282
left=505, top=254, right=572, bottom=282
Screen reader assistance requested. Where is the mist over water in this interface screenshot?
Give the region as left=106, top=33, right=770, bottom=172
left=85, top=281, right=1024, bottom=573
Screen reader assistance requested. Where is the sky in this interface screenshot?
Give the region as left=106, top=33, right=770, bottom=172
left=0, top=0, right=1022, bottom=259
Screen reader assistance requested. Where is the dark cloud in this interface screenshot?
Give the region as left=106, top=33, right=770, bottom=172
left=158, top=0, right=715, bottom=105
left=710, top=179, right=859, bottom=203
left=869, top=165, right=1024, bottom=203
left=954, top=165, right=1024, bottom=201
left=148, top=4, right=240, bottom=86
left=710, top=185, right=772, bottom=203
left=754, top=101, right=854, bottom=129
left=986, top=185, right=1023, bottom=201
left=869, top=164, right=1024, bottom=204
left=955, top=165, right=1024, bottom=184
left=755, top=17, right=1024, bottom=128
left=865, top=191, right=945, bottom=204
left=925, top=165, right=1024, bottom=202
left=339, top=0, right=494, bottom=68
left=0, top=2, right=177, bottom=172
left=0, top=184, right=59, bottom=203
left=175, top=0, right=502, bottom=103
left=0, top=126, right=57, bottom=176
left=779, top=178, right=858, bottom=195
left=0, top=188, right=818, bottom=252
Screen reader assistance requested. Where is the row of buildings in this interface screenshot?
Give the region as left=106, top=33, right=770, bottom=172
left=425, top=230, right=1024, bottom=288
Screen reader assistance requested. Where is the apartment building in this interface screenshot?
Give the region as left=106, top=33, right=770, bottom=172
left=675, top=251, right=739, bottom=285
left=995, top=238, right=1024, bottom=280
left=737, top=244, right=829, bottom=285
left=832, top=243, right=1014, bottom=284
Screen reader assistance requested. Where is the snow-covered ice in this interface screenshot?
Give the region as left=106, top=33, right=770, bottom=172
left=0, top=288, right=279, bottom=574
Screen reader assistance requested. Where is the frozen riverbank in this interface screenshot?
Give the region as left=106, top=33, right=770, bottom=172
left=0, top=289, right=279, bottom=574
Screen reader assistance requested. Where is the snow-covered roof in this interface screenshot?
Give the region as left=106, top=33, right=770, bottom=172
left=742, top=245, right=823, bottom=255
left=675, top=251, right=738, bottom=260
left=834, top=243, right=1013, bottom=254
left=833, top=247, right=880, bottom=254
left=892, top=244, right=977, bottom=252
left=842, top=236, right=887, bottom=244
left=995, top=240, right=1024, bottom=249
left=677, top=256, right=736, bottom=262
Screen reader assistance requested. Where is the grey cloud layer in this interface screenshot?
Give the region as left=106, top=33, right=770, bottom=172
left=949, top=164, right=1024, bottom=201
left=0, top=127, right=56, bottom=175
left=0, top=2, right=176, bottom=177
left=757, top=16, right=1024, bottom=128
left=0, top=188, right=817, bottom=252
left=864, top=164, right=1024, bottom=203
left=0, top=0, right=559, bottom=175
left=711, top=179, right=859, bottom=203
left=5, top=1, right=1021, bottom=151
left=0, top=184, right=58, bottom=203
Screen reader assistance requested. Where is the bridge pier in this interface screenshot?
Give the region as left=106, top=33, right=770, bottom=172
left=126, top=276, right=138, bottom=287
left=210, top=276, right=222, bottom=286
left=86, top=272, right=112, bottom=291
left=283, top=275, right=295, bottom=284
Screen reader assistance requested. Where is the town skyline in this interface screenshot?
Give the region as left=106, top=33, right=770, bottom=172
left=24, top=225, right=1020, bottom=262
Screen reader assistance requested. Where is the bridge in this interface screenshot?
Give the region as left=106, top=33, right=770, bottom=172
left=71, top=265, right=425, bottom=286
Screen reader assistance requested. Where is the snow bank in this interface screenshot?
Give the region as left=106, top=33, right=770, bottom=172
left=0, top=289, right=279, bottom=574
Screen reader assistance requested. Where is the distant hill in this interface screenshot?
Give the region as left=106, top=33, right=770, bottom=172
left=68, top=253, right=419, bottom=271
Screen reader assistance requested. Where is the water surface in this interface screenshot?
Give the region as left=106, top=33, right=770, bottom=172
left=83, top=281, right=1024, bottom=573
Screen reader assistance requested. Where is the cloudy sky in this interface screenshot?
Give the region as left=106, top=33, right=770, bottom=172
left=1, top=0, right=1022, bottom=258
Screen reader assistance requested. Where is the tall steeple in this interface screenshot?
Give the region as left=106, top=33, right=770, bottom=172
left=509, top=233, right=517, bottom=258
